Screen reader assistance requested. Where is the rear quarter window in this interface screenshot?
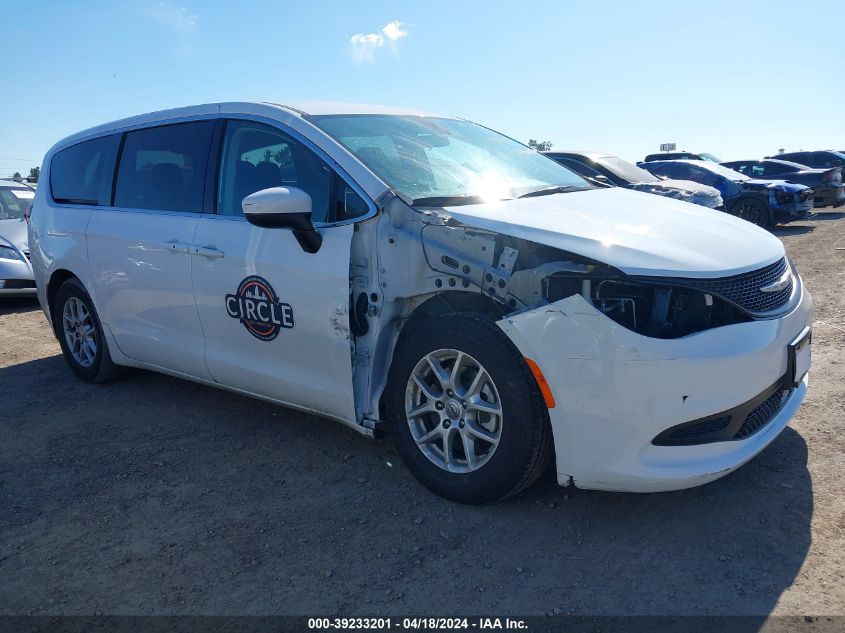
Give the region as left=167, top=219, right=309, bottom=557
left=50, top=135, right=117, bottom=205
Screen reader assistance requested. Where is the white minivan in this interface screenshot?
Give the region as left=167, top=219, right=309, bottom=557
left=29, top=102, right=812, bottom=503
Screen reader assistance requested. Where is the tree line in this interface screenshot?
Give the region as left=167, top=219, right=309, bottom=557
left=9, top=166, right=40, bottom=182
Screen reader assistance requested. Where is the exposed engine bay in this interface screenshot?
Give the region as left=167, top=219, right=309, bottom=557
left=420, top=220, right=750, bottom=340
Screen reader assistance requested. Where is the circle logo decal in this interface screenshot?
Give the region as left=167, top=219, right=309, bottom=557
left=225, top=275, right=294, bottom=341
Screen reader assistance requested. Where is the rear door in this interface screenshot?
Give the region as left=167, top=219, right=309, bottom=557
left=191, top=118, right=371, bottom=423
left=86, top=119, right=215, bottom=379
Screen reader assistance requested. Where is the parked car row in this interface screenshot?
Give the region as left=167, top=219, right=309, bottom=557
left=544, top=152, right=724, bottom=209
left=642, top=160, right=816, bottom=227
left=555, top=147, right=845, bottom=229
left=721, top=159, right=844, bottom=209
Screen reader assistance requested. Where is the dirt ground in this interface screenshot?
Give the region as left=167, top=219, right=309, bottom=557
left=1, top=211, right=843, bottom=618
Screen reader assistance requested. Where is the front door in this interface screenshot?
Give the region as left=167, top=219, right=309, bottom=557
left=191, top=119, right=370, bottom=423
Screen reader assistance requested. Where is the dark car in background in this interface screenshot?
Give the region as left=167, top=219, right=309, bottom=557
left=642, top=151, right=721, bottom=163
left=721, top=159, right=844, bottom=208
left=642, top=160, right=813, bottom=227
left=546, top=151, right=723, bottom=209
left=767, top=150, right=845, bottom=170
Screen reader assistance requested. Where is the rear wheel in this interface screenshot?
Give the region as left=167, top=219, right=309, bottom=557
left=732, top=198, right=771, bottom=228
left=386, top=313, right=553, bottom=504
left=54, top=278, right=127, bottom=383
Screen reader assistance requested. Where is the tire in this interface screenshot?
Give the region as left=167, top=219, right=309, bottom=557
left=731, top=197, right=772, bottom=228
left=53, top=278, right=128, bottom=383
left=385, top=313, right=553, bottom=504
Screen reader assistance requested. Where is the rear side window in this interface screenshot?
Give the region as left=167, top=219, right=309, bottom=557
left=50, top=135, right=116, bottom=205
left=114, top=121, right=213, bottom=212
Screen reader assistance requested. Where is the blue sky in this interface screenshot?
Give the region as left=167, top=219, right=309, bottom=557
left=1, top=0, right=842, bottom=177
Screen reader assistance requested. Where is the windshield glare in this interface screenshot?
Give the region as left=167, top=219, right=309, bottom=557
left=0, top=188, right=34, bottom=220
left=311, top=115, right=589, bottom=205
left=596, top=156, right=657, bottom=183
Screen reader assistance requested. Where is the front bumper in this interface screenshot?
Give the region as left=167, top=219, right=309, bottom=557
left=771, top=192, right=815, bottom=222
left=0, top=255, right=36, bottom=296
left=812, top=186, right=845, bottom=208
left=497, top=282, right=813, bottom=492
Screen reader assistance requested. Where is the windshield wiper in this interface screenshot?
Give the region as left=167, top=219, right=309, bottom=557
left=517, top=185, right=584, bottom=199
left=411, top=195, right=486, bottom=207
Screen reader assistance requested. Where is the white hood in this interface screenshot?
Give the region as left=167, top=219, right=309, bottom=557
left=444, top=187, right=784, bottom=278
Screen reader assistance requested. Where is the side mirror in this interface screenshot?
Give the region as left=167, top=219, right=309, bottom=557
left=242, top=187, right=322, bottom=253
left=593, top=175, right=611, bottom=184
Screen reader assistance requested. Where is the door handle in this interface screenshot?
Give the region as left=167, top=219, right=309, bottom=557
left=192, top=245, right=225, bottom=259
left=163, top=239, right=191, bottom=254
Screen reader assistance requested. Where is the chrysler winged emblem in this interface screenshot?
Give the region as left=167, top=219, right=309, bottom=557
left=759, top=267, right=792, bottom=293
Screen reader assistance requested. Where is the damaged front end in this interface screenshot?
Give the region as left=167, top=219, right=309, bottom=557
left=421, top=220, right=758, bottom=340
left=743, top=180, right=815, bottom=221
left=357, top=192, right=810, bottom=492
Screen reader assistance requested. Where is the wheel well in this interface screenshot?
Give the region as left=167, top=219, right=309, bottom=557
left=46, top=269, right=78, bottom=332
left=375, top=292, right=504, bottom=422
left=408, top=291, right=504, bottom=322
left=729, top=194, right=768, bottom=211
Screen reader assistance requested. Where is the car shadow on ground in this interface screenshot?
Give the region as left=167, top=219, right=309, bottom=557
left=0, top=297, right=41, bottom=316
left=810, top=211, right=845, bottom=221
left=0, top=357, right=812, bottom=623
left=772, top=225, right=814, bottom=236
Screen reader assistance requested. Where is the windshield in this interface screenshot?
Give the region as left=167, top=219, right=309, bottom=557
left=698, top=153, right=721, bottom=163
left=0, top=187, right=34, bottom=220
left=311, top=115, right=589, bottom=205
left=596, top=156, right=657, bottom=183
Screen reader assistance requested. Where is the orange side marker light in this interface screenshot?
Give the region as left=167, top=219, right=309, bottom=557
left=525, top=358, right=556, bottom=409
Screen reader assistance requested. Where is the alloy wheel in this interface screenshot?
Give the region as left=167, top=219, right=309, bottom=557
left=62, top=297, right=97, bottom=368
left=404, top=348, right=503, bottom=473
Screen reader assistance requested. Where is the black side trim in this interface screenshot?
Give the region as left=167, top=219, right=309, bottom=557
left=653, top=374, right=791, bottom=446
left=205, top=119, right=225, bottom=214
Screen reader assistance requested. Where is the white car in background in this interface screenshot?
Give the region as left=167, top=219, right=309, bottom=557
left=28, top=103, right=812, bottom=503
left=0, top=179, right=36, bottom=296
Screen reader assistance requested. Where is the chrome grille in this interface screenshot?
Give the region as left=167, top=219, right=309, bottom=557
left=685, top=257, right=793, bottom=314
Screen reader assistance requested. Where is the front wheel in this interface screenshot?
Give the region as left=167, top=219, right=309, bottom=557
left=385, top=313, right=553, bottom=504
left=732, top=198, right=772, bottom=228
